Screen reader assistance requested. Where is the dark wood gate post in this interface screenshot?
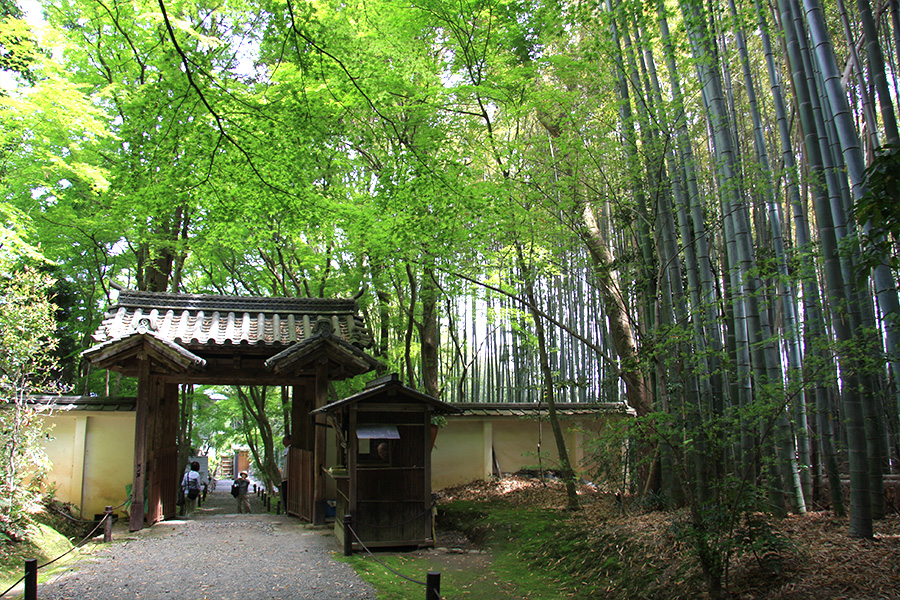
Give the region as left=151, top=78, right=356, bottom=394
left=162, top=382, right=180, bottom=519
left=130, top=357, right=151, bottom=531
left=313, top=360, right=329, bottom=525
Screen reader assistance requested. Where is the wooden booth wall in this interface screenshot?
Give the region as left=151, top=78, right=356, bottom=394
left=348, top=408, right=432, bottom=546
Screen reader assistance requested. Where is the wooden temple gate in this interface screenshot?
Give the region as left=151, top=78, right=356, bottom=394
left=83, top=289, right=380, bottom=531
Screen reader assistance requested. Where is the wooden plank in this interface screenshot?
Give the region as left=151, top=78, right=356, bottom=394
left=355, top=403, right=430, bottom=413
left=313, top=360, right=328, bottom=525
left=145, top=376, right=163, bottom=525
left=161, top=383, right=179, bottom=519
left=292, top=381, right=315, bottom=451
left=130, top=357, right=150, bottom=531
left=348, top=407, right=358, bottom=524
left=154, top=372, right=319, bottom=386
left=287, top=448, right=314, bottom=521
left=287, top=447, right=301, bottom=518
left=423, top=407, right=432, bottom=535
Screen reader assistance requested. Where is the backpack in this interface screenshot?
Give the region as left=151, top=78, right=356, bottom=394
left=231, top=481, right=241, bottom=498
left=186, top=474, right=201, bottom=500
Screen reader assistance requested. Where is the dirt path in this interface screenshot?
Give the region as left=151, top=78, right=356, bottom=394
left=36, top=486, right=377, bottom=600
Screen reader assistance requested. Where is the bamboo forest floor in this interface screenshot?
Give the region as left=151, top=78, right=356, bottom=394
left=425, top=476, right=900, bottom=599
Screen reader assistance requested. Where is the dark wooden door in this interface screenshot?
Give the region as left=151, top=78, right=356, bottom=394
left=287, top=448, right=314, bottom=521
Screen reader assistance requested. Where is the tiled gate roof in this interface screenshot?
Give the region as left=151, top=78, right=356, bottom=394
left=92, top=289, right=374, bottom=351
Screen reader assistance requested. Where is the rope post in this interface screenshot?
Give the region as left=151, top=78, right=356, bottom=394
left=103, top=506, right=113, bottom=543
left=24, top=558, right=37, bottom=600
left=276, top=499, right=281, bottom=515
left=426, top=571, right=440, bottom=600
left=343, top=514, right=353, bottom=556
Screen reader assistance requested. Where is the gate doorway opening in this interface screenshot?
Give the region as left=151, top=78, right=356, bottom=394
left=83, top=289, right=381, bottom=531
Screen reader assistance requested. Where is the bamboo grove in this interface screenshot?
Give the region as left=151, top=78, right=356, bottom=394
left=1, top=0, right=898, bottom=553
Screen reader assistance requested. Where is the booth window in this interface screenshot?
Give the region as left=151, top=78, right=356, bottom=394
left=357, top=424, right=399, bottom=465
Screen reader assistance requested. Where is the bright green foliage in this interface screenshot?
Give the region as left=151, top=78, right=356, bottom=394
left=0, top=2, right=41, bottom=85
left=0, top=259, right=59, bottom=540
left=0, top=0, right=897, bottom=584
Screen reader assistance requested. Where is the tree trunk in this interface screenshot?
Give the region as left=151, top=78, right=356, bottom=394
left=420, top=265, right=440, bottom=399
left=237, top=386, right=282, bottom=493
left=516, top=243, right=579, bottom=511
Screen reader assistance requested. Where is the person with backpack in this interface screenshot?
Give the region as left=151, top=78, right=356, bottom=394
left=234, top=471, right=251, bottom=514
left=181, top=461, right=202, bottom=515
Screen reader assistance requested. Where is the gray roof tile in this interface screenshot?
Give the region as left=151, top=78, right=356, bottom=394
left=92, top=290, right=374, bottom=350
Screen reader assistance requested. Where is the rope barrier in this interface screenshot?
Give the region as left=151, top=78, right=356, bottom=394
left=39, top=542, right=91, bottom=591
left=0, top=499, right=128, bottom=599
left=109, top=495, right=133, bottom=511
left=346, top=522, right=427, bottom=586
left=39, top=513, right=108, bottom=569
left=48, top=505, right=95, bottom=524
left=45, top=493, right=130, bottom=525
left=344, top=519, right=444, bottom=599
left=0, top=574, right=26, bottom=598
left=0, top=517, right=104, bottom=598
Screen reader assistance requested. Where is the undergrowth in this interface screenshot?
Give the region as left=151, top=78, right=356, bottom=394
left=0, top=497, right=93, bottom=592
left=439, top=500, right=663, bottom=599
left=344, top=494, right=801, bottom=599
left=0, top=522, right=73, bottom=591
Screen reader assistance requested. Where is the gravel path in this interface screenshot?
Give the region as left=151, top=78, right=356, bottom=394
left=39, top=486, right=377, bottom=600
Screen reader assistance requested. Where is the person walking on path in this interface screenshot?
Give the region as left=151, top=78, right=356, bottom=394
left=235, top=470, right=251, bottom=513
left=181, top=461, right=202, bottom=515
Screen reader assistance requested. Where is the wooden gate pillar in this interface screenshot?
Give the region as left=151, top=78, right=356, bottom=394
left=130, top=357, right=151, bottom=531
left=162, top=383, right=179, bottom=519
left=288, top=380, right=315, bottom=521
left=313, top=359, right=329, bottom=525
left=145, top=375, right=164, bottom=525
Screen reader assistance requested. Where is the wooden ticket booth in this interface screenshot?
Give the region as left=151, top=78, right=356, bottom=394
left=83, top=288, right=380, bottom=531
left=312, top=373, right=460, bottom=551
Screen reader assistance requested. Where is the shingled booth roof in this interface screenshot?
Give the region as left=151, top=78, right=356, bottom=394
left=83, top=289, right=381, bottom=381
left=311, top=373, right=463, bottom=417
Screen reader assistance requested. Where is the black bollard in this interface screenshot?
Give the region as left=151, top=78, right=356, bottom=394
left=426, top=571, right=440, bottom=600
left=104, top=506, right=113, bottom=543
left=276, top=500, right=281, bottom=515
left=343, top=514, right=353, bottom=556
left=24, top=558, right=37, bottom=600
